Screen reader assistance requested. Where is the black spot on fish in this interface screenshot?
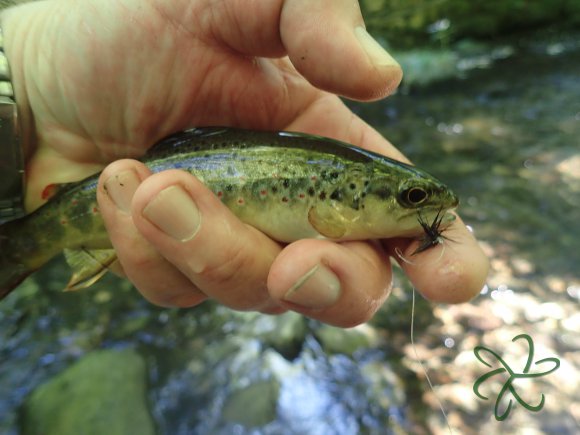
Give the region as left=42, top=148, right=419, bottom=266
left=349, top=183, right=356, bottom=190
left=225, top=184, right=233, bottom=192
left=272, top=186, right=278, bottom=194
left=330, top=171, right=339, bottom=179
left=282, top=179, right=290, bottom=189
left=330, top=189, right=342, bottom=201
left=319, top=191, right=327, bottom=200
left=307, top=187, right=316, bottom=197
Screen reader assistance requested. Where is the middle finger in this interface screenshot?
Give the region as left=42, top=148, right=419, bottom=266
left=131, top=169, right=283, bottom=312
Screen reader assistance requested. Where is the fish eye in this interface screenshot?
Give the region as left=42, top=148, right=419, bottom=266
left=404, top=187, right=428, bottom=205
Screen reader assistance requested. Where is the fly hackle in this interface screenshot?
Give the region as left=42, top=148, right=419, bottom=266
left=412, top=208, right=454, bottom=255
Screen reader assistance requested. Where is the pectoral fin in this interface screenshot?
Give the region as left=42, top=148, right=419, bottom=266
left=307, top=204, right=350, bottom=239
left=64, top=248, right=118, bottom=291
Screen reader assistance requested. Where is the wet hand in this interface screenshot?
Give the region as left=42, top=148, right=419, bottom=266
left=2, top=0, right=488, bottom=325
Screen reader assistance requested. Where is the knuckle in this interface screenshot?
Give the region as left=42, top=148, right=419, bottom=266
left=117, top=239, right=158, bottom=271
left=195, top=240, right=248, bottom=285
left=194, top=241, right=269, bottom=310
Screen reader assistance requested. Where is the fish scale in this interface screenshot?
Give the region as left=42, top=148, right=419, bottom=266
left=0, top=127, right=459, bottom=299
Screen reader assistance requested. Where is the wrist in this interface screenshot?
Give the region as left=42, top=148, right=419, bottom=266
left=0, top=3, right=46, bottom=219
left=1, top=6, right=37, bottom=161
left=0, top=14, right=24, bottom=219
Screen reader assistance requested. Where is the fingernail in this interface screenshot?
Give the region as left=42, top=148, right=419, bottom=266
left=283, top=264, right=341, bottom=309
left=104, top=169, right=141, bottom=213
left=143, top=185, right=200, bottom=241
left=354, top=26, right=400, bottom=67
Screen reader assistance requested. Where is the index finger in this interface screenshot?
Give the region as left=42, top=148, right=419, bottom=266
left=385, top=217, right=489, bottom=303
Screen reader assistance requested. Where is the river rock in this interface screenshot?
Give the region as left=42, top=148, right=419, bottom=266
left=221, top=378, right=280, bottom=427
left=21, top=349, right=154, bottom=435
left=258, top=312, right=308, bottom=359
left=314, top=323, right=379, bottom=356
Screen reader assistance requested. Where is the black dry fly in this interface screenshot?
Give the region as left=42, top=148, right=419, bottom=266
left=412, top=208, right=452, bottom=255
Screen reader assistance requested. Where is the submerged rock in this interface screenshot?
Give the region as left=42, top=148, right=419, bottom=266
left=21, top=349, right=154, bottom=435
left=221, top=379, right=280, bottom=427
left=314, top=323, right=380, bottom=356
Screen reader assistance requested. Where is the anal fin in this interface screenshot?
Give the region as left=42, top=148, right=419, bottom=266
left=64, top=248, right=117, bottom=291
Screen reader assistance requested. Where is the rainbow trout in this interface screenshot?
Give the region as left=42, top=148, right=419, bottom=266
left=0, top=127, right=458, bottom=299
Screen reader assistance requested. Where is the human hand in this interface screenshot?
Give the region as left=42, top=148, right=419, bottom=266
left=2, top=0, right=488, bottom=326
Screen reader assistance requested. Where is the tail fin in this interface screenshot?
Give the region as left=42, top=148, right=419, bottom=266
left=0, top=220, right=36, bottom=300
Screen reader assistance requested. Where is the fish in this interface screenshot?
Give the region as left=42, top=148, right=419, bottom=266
left=0, top=127, right=459, bottom=299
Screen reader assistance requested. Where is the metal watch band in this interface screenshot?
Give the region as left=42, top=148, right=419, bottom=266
left=0, top=26, right=25, bottom=221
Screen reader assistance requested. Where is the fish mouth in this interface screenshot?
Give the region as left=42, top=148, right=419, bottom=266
left=394, top=206, right=457, bottom=239
left=399, top=205, right=456, bottom=225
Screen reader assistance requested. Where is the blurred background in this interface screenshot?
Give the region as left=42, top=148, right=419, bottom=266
left=1, top=0, right=579, bottom=434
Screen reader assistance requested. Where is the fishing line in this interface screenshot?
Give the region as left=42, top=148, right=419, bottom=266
left=395, top=242, right=447, bottom=266
left=410, top=286, right=454, bottom=434
left=395, top=247, right=417, bottom=265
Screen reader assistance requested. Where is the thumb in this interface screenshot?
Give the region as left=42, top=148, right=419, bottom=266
left=280, top=0, right=402, bottom=101
left=166, top=0, right=402, bottom=102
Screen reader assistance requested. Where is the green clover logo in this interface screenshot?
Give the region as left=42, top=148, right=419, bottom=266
left=473, top=333, right=560, bottom=421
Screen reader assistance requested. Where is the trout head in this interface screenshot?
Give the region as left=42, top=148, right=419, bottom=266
left=362, top=165, right=459, bottom=239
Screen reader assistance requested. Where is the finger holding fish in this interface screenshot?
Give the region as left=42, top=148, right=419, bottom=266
left=97, top=160, right=208, bottom=308
left=128, top=169, right=283, bottom=313
left=385, top=217, right=490, bottom=304
left=268, top=239, right=392, bottom=327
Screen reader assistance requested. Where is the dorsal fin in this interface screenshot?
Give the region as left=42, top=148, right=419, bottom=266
left=63, top=248, right=117, bottom=291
